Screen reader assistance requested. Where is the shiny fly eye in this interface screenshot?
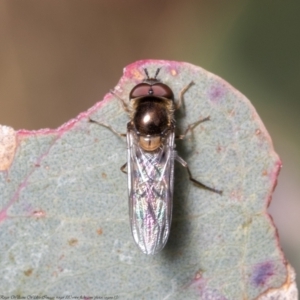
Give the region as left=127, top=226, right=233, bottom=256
left=129, top=83, right=151, bottom=99
left=151, top=84, right=174, bottom=100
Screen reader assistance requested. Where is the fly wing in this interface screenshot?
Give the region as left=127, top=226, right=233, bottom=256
left=127, top=129, right=175, bottom=255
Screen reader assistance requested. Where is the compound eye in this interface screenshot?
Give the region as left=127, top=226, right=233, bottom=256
left=129, top=83, right=150, bottom=100
left=152, top=83, right=174, bottom=100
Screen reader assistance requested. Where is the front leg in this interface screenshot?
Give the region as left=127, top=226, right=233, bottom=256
left=110, top=89, right=131, bottom=114
left=176, top=116, right=210, bottom=140
left=174, top=81, right=195, bottom=110
left=89, top=118, right=127, bottom=175
left=89, top=118, right=126, bottom=138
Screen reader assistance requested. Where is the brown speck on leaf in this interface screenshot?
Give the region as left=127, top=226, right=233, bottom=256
left=68, top=238, right=78, bottom=246
left=33, top=210, right=46, bottom=218
left=171, top=69, right=177, bottom=76
left=9, top=253, right=15, bottom=262
left=58, top=266, right=64, bottom=272
left=102, top=173, right=107, bottom=179
left=228, top=109, right=235, bottom=117
left=195, top=272, right=202, bottom=280
left=132, top=69, right=144, bottom=80
left=217, top=145, right=223, bottom=153
left=24, top=268, right=33, bottom=276
left=97, top=228, right=103, bottom=235
left=262, top=170, right=268, bottom=176
left=59, top=254, right=65, bottom=261
left=242, top=217, right=253, bottom=229
left=256, top=129, right=261, bottom=135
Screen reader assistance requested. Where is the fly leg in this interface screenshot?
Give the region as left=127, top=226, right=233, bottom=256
left=175, top=115, right=222, bottom=194
left=175, top=80, right=210, bottom=138
left=110, top=89, right=131, bottom=114
left=176, top=116, right=210, bottom=140
left=174, top=81, right=195, bottom=110
left=120, top=162, right=127, bottom=174
left=89, top=118, right=126, bottom=138
left=175, top=154, right=222, bottom=195
left=89, top=118, right=127, bottom=174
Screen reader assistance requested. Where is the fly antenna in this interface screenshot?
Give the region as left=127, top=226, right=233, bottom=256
left=143, top=68, right=150, bottom=80
left=154, top=68, right=161, bottom=79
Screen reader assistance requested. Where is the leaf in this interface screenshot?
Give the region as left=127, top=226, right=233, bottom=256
left=0, top=60, right=293, bottom=299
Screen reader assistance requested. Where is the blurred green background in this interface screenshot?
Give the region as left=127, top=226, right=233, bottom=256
left=0, top=0, right=299, bottom=292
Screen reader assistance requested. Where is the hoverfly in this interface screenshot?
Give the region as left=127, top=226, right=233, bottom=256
left=90, top=68, right=222, bottom=255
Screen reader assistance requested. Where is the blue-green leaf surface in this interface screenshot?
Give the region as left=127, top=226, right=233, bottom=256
left=0, top=60, right=287, bottom=299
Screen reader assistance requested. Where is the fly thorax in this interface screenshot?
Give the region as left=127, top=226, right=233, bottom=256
left=132, top=99, right=172, bottom=152
left=133, top=100, right=172, bottom=132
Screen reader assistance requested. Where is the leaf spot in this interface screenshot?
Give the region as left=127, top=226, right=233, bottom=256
left=252, top=261, right=274, bottom=287
left=24, top=268, right=33, bottom=276
left=68, top=238, right=78, bottom=246
left=208, top=84, right=226, bottom=103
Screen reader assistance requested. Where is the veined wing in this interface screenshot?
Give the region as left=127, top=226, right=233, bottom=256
left=127, top=130, right=175, bottom=255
